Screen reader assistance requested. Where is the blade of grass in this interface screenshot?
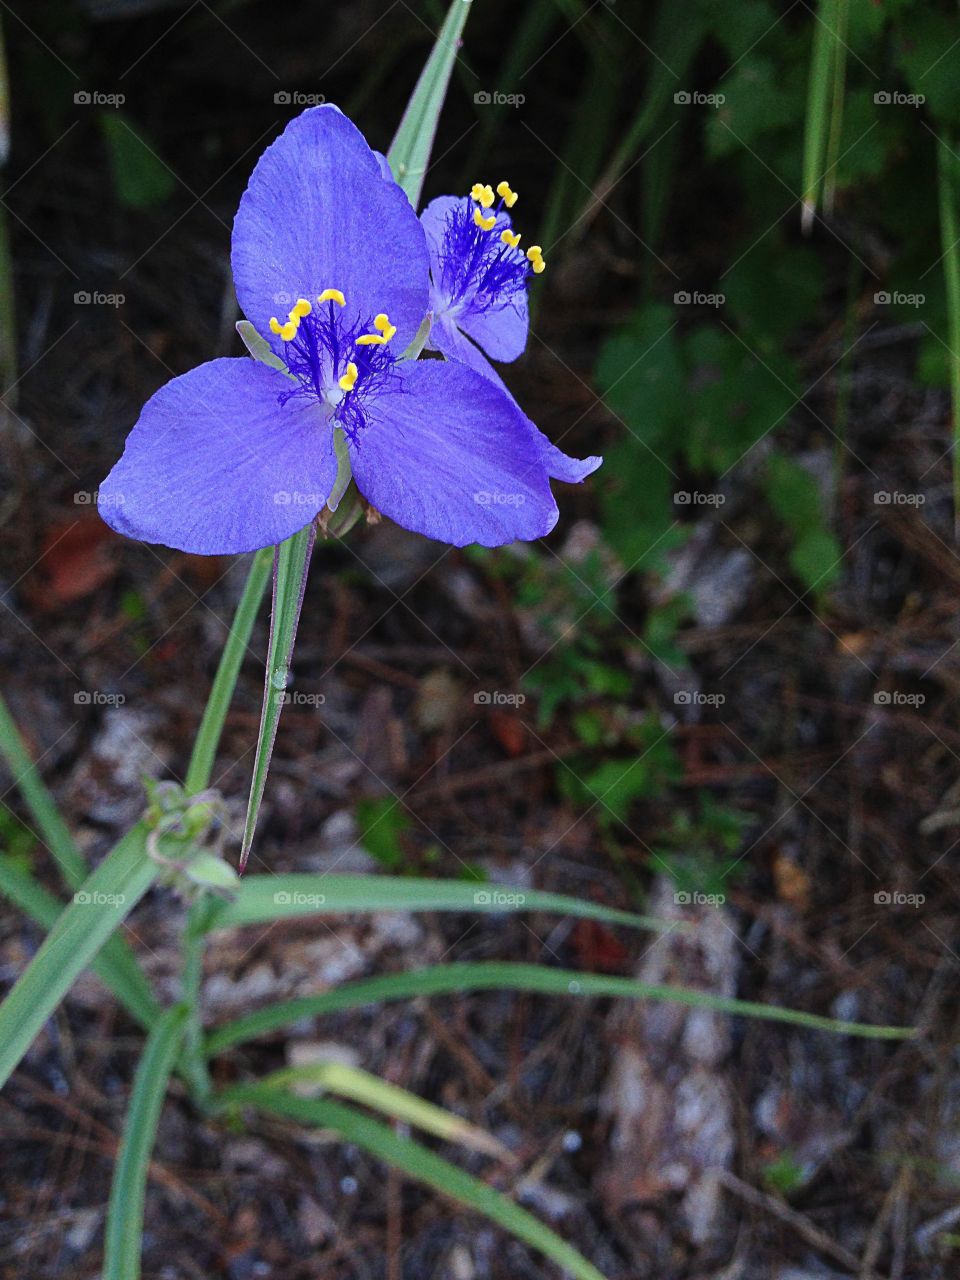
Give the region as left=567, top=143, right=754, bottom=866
left=938, top=132, right=960, bottom=538
left=226, top=1089, right=607, bottom=1280
left=205, top=960, right=915, bottom=1057
left=219, top=1062, right=510, bottom=1160
left=821, top=0, right=848, bottom=216
left=801, top=0, right=839, bottom=233
left=386, top=0, right=473, bottom=208
left=0, top=823, right=160, bottom=1090
left=184, top=547, right=272, bottom=796
left=0, top=691, right=88, bottom=889
left=239, top=525, right=315, bottom=870
left=0, top=853, right=160, bottom=1031
left=203, top=873, right=676, bottom=934
left=102, top=1003, right=188, bottom=1280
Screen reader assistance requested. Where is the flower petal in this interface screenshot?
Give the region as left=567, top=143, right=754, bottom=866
left=99, top=359, right=336, bottom=555
left=231, top=106, right=429, bottom=353
left=348, top=360, right=558, bottom=547
left=422, top=194, right=529, bottom=362
left=429, top=317, right=602, bottom=484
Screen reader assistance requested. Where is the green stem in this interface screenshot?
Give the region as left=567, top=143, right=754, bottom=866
left=184, top=548, right=272, bottom=796
left=179, top=897, right=217, bottom=1108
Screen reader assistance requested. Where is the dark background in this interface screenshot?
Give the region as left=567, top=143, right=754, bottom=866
left=1, top=1, right=958, bottom=1276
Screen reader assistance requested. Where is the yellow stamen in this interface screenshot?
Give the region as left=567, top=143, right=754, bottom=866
left=474, top=208, right=496, bottom=231
left=532, top=258, right=545, bottom=274
left=278, top=320, right=298, bottom=341
left=318, top=288, right=346, bottom=307
left=290, top=297, right=312, bottom=318
left=338, top=361, right=358, bottom=392
left=496, top=181, right=518, bottom=208
left=480, top=185, right=495, bottom=208
left=500, top=229, right=521, bottom=249
left=356, top=311, right=397, bottom=346
left=526, top=245, right=543, bottom=261
left=470, top=183, right=486, bottom=202
left=269, top=317, right=284, bottom=336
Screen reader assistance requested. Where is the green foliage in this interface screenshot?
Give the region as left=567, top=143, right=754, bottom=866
left=98, top=113, right=175, bottom=210
left=765, top=453, right=842, bottom=594
left=355, top=795, right=410, bottom=870
left=652, top=793, right=752, bottom=897
left=560, top=714, right=682, bottom=828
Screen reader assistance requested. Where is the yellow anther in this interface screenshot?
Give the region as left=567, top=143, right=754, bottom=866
left=269, top=317, right=284, bottom=336
left=526, top=245, right=543, bottom=261
left=532, top=258, right=546, bottom=274
left=290, top=297, right=312, bottom=318
left=356, top=312, right=397, bottom=346
left=496, top=181, right=518, bottom=208
left=500, top=229, right=521, bottom=249
left=278, top=320, right=298, bottom=341
left=338, top=361, right=358, bottom=392
left=470, top=183, right=487, bottom=202
left=474, top=208, right=496, bottom=231
left=480, top=185, right=495, bottom=208
left=318, top=288, right=346, bottom=306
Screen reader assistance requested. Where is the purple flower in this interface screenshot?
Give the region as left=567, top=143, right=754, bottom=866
left=421, top=183, right=601, bottom=486
left=100, top=107, right=598, bottom=552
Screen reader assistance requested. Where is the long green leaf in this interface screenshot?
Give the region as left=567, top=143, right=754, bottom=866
left=225, top=1089, right=607, bottom=1280
left=240, top=525, right=315, bottom=870
left=386, top=0, right=472, bottom=208
left=0, top=824, right=159, bottom=1090
left=185, top=547, right=272, bottom=796
left=204, top=873, right=675, bottom=934
left=801, top=0, right=839, bottom=232
left=103, top=1003, right=188, bottom=1280
left=205, top=960, right=916, bottom=1056
left=0, top=854, right=159, bottom=1031
left=219, top=1062, right=508, bottom=1158
left=0, top=691, right=87, bottom=888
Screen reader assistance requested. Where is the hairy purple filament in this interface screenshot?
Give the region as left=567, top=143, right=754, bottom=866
left=435, top=196, right=532, bottom=318
left=277, top=299, right=399, bottom=443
